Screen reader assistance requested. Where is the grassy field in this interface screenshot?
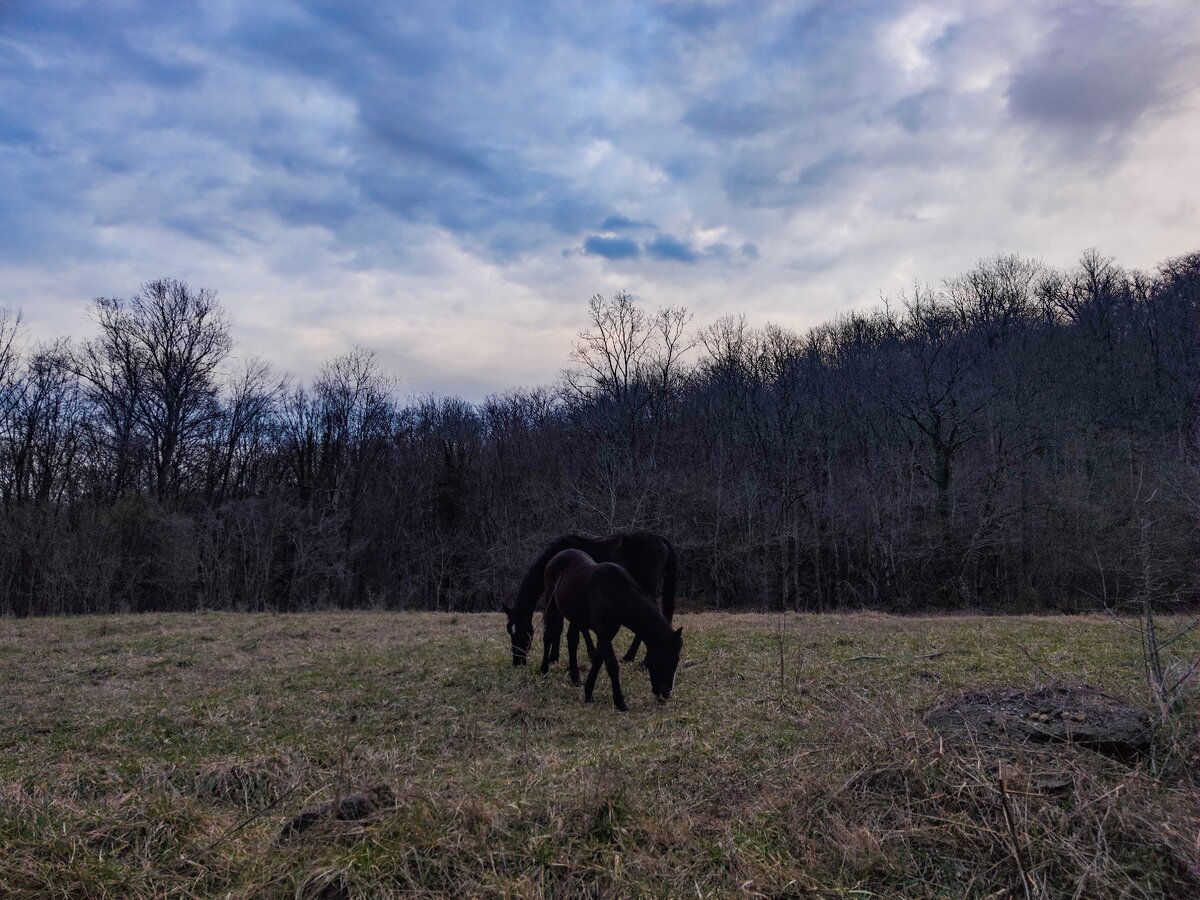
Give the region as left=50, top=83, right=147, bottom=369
left=1, top=610, right=1197, bottom=898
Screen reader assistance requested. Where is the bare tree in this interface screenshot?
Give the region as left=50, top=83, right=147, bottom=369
left=4, top=342, right=84, bottom=506
left=565, top=291, right=654, bottom=404
left=1, top=247, right=1198, bottom=616
left=205, top=357, right=284, bottom=504
left=74, top=279, right=232, bottom=501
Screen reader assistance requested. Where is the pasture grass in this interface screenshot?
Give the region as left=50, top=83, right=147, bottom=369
left=1, top=610, right=1197, bottom=897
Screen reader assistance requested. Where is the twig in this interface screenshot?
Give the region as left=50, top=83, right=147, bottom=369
left=194, top=783, right=300, bottom=856
left=850, top=654, right=886, bottom=662
left=998, top=764, right=1039, bottom=900
left=1164, top=655, right=1200, bottom=696
left=1158, top=616, right=1200, bottom=649
left=777, top=608, right=786, bottom=701
left=332, top=708, right=358, bottom=834
left=1017, top=645, right=1055, bottom=682
left=1100, top=602, right=1141, bottom=633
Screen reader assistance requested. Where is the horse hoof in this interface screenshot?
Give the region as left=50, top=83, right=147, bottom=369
left=615, top=702, right=629, bottom=712
left=584, top=695, right=594, bottom=704
left=571, top=678, right=582, bottom=687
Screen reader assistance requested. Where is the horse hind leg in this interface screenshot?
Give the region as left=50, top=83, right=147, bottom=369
left=540, top=605, right=564, bottom=675
left=567, top=624, right=583, bottom=686
left=583, top=643, right=604, bottom=703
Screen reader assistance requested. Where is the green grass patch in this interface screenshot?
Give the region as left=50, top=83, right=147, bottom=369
left=0, top=610, right=1196, bottom=897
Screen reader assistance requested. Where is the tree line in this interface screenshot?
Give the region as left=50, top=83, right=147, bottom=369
left=0, top=249, right=1196, bottom=617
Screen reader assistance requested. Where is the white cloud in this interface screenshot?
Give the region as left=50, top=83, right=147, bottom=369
left=2, top=0, right=1198, bottom=399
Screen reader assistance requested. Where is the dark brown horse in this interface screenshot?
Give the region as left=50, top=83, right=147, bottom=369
left=501, top=531, right=677, bottom=667
left=542, top=548, right=682, bottom=711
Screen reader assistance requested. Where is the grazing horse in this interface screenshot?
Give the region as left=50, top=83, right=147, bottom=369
left=542, top=548, right=683, bottom=711
left=501, top=531, right=677, bottom=667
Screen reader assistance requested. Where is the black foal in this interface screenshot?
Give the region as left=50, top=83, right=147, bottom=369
left=542, top=549, right=682, bottom=711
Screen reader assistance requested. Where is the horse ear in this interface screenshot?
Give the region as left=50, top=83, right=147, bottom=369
left=499, top=601, right=512, bottom=615
left=674, top=626, right=683, bottom=640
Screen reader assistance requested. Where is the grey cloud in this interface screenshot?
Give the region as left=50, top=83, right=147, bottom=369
left=1, top=0, right=1198, bottom=395
left=599, top=214, right=655, bottom=232
left=657, top=1, right=733, bottom=32
left=723, top=150, right=863, bottom=210
left=683, top=100, right=775, bottom=138
left=157, top=214, right=246, bottom=250
left=890, top=90, right=947, bottom=135
left=1006, top=4, right=1196, bottom=137
left=583, top=235, right=640, bottom=260
left=646, top=234, right=699, bottom=263
left=0, top=122, right=39, bottom=148
left=583, top=232, right=756, bottom=266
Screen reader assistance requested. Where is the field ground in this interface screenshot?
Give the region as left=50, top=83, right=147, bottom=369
left=1, top=611, right=1197, bottom=898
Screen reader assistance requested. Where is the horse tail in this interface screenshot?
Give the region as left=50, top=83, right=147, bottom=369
left=661, top=537, right=678, bottom=623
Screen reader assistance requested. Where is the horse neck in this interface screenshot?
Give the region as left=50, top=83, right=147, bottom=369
left=620, top=589, right=673, bottom=645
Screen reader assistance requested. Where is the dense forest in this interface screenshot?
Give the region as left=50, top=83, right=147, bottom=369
left=0, top=249, right=1196, bottom=616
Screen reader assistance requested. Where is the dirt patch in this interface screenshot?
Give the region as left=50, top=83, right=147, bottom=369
left=276, top=784, right=396, bottom=843
left=924, top=683, right=1152, bottom=762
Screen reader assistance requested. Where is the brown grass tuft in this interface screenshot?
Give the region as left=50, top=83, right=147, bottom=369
left=0, top=610, right=1196, bottom=897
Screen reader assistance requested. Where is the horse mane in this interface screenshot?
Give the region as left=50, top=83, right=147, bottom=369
left=514, top=534, right=587, bottom=621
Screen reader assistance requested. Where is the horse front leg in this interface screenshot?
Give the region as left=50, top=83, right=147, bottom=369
left=622, top=634, right=643, bottom=663
left=601, top=641, right=628, bottom=711
left=540, top=605, right=563, bottom=675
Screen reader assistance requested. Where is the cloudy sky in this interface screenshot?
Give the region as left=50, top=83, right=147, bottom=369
left=2, top=1, right=1198, bottom=398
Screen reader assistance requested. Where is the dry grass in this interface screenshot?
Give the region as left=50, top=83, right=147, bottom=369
left=1, top=610, right=1197, bottom=897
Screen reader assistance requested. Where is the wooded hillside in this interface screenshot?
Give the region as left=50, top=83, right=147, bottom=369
left=1, top=250, right=1196, bottom=615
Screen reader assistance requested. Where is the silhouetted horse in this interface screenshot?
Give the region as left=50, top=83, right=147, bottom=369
left=542, top=549, right=682, bottom=711
left=501, top=531, right=677, bottom=667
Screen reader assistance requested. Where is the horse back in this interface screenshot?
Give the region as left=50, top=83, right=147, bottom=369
left=603, top=532, right=671, bottom=598
left=588, top=562, right=636, bottom=603
left=530, top=531, right=675, bottom=621
left=587, top=562, right=665, bottom=638
left=544, top=549, right=597, bottom=623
